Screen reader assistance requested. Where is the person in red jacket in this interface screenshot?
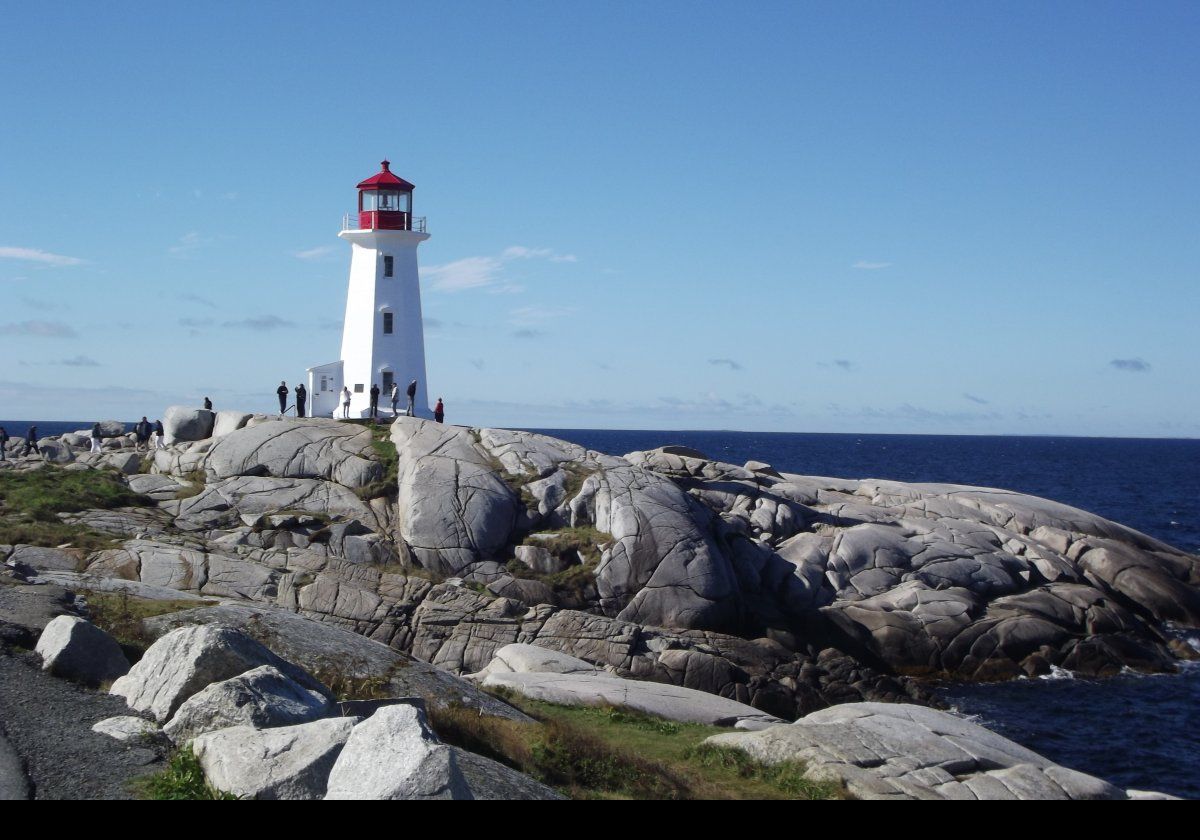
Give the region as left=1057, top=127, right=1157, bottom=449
left=434, top=398, right=445, bottom=424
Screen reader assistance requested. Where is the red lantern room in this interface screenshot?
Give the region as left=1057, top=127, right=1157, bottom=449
left=356, top=160, right=416, bottom=231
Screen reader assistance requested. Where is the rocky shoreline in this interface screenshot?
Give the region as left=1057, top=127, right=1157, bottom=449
left=2, top=408, right=1197, bottom=799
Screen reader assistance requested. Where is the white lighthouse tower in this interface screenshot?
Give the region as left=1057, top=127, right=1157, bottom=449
left=307, top=161, right=432, bottom=419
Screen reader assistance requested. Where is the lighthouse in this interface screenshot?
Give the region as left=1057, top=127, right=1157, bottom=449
left=307, top=161, right=432, bottom=419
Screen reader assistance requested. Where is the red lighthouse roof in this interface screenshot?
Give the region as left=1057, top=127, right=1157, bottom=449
left=356, top=160, right=415, bottom=192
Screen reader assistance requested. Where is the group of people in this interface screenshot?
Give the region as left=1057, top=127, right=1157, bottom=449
left=133, top=417, right=165, bottom=451
left=271, top=377, right=444, bottom=423
left=0, top=418, right=162, bottom=459
left=277, top=381, right=308, bottom=417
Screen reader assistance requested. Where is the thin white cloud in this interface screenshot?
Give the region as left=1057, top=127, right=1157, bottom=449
left=295, top=245, right=336, bottom=261
left=60, top=355, right=101, bottom=367
left=425, top=245, right=577, bottom=293
left=502, top=246, right=578, bottom=263
left=0, top=246, right=86, bottom=267
left=424, top=255, right=504, bottom=292
left=852, top=260, right=892, bottom=270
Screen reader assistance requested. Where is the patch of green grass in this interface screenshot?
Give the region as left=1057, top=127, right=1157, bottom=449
left=131, top=747, right=237, bottom=800
left=430, top=697, right=841, bottom=800
left=559, top=462, right=593, bottom=503
left=82, top=590, right=216, bottom=656
left=0, top=520, right=120, bottom=554
left=522, top=525, right=610, bottom=564
left=505, top=557, right=600, bottom=605
left=684, top=743, right=841, bottom=799
left=353, top=425, right=399, bottom=501
left=0, top=467, right=151, bottom=551
left=0, top=467, right=152, bottom=522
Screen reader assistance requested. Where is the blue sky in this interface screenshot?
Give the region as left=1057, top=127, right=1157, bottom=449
left=1, top=2, right=1197, bottom=436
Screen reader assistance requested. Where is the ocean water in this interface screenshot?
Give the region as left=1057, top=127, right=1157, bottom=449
left=6, top=421, right=1198, bottom=796
left=530, top=428, right=1200, bottom=799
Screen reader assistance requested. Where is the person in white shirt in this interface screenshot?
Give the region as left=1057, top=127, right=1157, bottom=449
left=341, top=386, right=352, bottom=419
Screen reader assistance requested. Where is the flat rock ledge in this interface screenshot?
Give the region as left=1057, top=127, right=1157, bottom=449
left=481, top=671, right=784, bottom=730
left=706, top=703, right=1172, bottom=800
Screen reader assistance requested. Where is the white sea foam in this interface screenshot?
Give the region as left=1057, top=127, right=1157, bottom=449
left=1038, top=665, right=1076, bottom=681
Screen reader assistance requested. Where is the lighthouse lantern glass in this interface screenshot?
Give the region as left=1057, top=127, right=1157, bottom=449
left=362, top=190, right=410, bottom=213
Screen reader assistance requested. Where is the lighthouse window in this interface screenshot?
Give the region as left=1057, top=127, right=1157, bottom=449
left=383, top=312, right=394, bottom=334
left=383, top=256, right=393, bottom=277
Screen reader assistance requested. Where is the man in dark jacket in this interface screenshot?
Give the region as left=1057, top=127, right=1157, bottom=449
left=277, top=381, right=289, bottom=415
left=406, top=379, right=418, bottom=417
left=0, top=426, right=9, bottom=461
left=134, top=417, right=151, bottom=452
left=26, top=425, right=40, bottom=455
left=369, top=384, right=380, bottom=420
left=295, top=383, right=307, bottom=418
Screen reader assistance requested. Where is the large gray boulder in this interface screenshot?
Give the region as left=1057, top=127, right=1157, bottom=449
left=192, top=717, right=356, bottom=800
left=204, top=419, right=382, bottom=488
left=173, top=476, right=378, bottom=532
left=109, top=625, right=330, bottom=723
left=162, top=406, right=216, bottom=446
left=576, top=465, right=741, bottom=629
left=391, top=420, right=521, bottom=575
left=211, top=410, right=253, bottom=439
left=324, top=704, right=473, bottom=800
left=480, top=671, right=784, bottom=729
left=37, top=439, right=74, bottom=465
left=141, top=602, right=534, bottom=723
left=163, top=665, right=333, bottom=743
left=35, top=616, right=129, bottom=685
left=96, top=421, right=127, bottom=439
left=706, top=703, right=1130, bottom=800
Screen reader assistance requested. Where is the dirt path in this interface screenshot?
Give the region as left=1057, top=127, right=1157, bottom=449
left=0, top=649, right=166, bottom=799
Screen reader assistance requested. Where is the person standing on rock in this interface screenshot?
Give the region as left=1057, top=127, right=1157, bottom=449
left=0, top=426, right=9, bottom=461
left=406, top=379, right=417, bottom=417
left=152, top=419, right=165, bottom=450
left=134, top=417, right=151, bottom=452
left=295, top=383, right=307, bottom=418
left=341, top=386, right=352, bottom=419
left=276, top=381, right=289, bottom=416
left=26, top=425, right=40, bottom=455
left=203, top=396, right=213, bottom=411
left=369, top=383, right=380, bottom=420
left=90, top=423, right=103, bottom=454
left=390, top=381, right=400, bottom=418
left=434, top=398, right=444, bottom=424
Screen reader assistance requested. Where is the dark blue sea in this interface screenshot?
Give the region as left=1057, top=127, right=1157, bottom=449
left=6, top=422, right=1199, bottom=796
left=530, top=429, right=1200, bottom=799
